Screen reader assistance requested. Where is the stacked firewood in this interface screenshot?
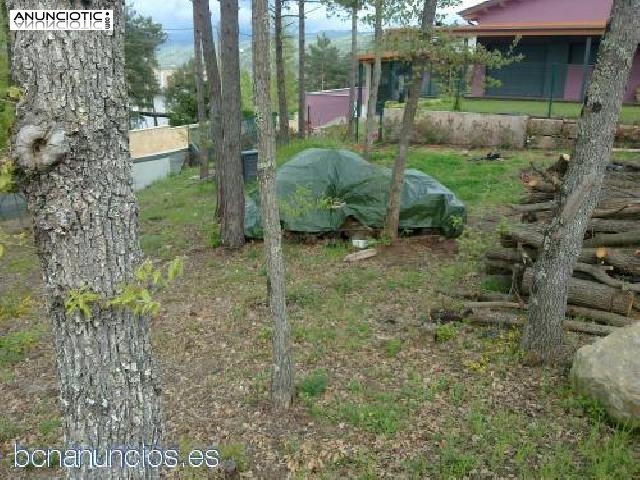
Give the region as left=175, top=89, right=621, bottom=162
left=484, top=154, right=640, bottom=330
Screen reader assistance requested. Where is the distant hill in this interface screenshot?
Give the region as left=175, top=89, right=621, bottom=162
left=156, top=29, right=373, bottom=69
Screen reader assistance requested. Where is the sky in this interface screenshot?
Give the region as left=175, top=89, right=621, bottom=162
left=129, top=0, right=483, bottom=38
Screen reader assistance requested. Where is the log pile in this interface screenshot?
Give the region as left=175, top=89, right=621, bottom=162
left=484, top=154, right=640, bottom=330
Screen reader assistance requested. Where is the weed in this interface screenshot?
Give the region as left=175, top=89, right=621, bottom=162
left=298, top=369, right=329, bottom=398
left=434, top=324, right=458, bottom=343
left=0, top=327, right=42, bottom=366
left=382, top=338, right=402, bottom=358
left=219, top=443, right=248, bottom=472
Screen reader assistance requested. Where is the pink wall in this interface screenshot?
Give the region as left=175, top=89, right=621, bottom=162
left=472, top=0, right=612, bottom=24
left=563, top=65, right=592, bottom=101
left=469, top=65, right=487, bottom=97
left=305, top=88, right=368, bottom=129
left=564, top=49, right=640, bottom=103
left=624, top=49, right=640, bottom=103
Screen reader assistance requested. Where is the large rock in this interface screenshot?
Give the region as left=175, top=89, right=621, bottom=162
left=570, top=323, right=640, bottom=426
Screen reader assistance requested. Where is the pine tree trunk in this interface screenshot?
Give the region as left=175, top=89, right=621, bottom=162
left=275, top=0, right=290, bottom=144
left=196, top=0, right=225, bottom=216
left=522, top=0, right=640, bottom=364
left=346, top=2, right=358, bottom=138
left=8, top=2, right=162, bottom=478
left=220, top=0, right=245, bottom=248
left=298, top=0, right=306, bottom=138
left=363, top=0, right=382, bottom=159
left=384, top=0, right=437, bottom=240
left=193, top=2, right=209, bottom=178
left=252, top=0, right=294, bottom=410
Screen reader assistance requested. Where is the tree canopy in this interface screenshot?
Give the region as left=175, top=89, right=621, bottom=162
left=125, top=5, right=166, bottom=110
left=305, top=33, right=350, bottom=92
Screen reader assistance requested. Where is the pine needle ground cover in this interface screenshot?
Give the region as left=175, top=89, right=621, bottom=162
left=1, top=143, right=637, bottom=478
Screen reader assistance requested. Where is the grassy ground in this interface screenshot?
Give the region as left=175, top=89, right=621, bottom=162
left=388, top=97, right=640, bottom=125
left=1, top=141, right=638, bottom=478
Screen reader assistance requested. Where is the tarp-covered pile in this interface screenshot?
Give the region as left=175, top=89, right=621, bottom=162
left=244, top=148, right=466, bottom=238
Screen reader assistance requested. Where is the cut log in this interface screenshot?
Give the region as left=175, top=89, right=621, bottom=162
left=464, top=301, right=526, bottom=310
left=509, top=201, right=556, bottom=214
left=528, top=181, right=559, bottom=194
left=582, top=230, right=640, bottom=248
left=460, top=292, right=515, bottom=302
left=467, top=311, right=617, bottom=336
left=593, top=204, right=640, bottom=219
left=343, top=248, right=377, bottom=262
left=486, top=247, right=529, bottom=263
left=574, top=262, right=640, bottom=293
left=521, top=192, right=556, bottom=204
left=522, top=269, right=636, bottom=316
left=579, top=248, right=640, bottom=277
left=500, top=225, right=544, bottom=249
left=587, top=219, right=639, bottom=233
left=566, top=305, right=637, bottom=327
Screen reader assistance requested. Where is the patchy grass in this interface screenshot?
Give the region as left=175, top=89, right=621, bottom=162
left=396, top=96, right=640, bottom=125
left=1, top=143, right=638, bottom=478
left=137, top=170, right=217, bottom=259
left=369, top=146, right=555, bottom=210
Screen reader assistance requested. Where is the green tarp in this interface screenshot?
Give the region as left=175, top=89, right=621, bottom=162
left=244, top=148, right=466, bottom=238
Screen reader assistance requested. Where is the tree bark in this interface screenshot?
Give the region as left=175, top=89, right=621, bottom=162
left=346, top=2, right=358, bottom=138
left=196, top=0, right=225, bottom=212
left=193, top=1, right=209, bottom=178
left=8, top=2, right=162, bottom=478
left=363, top=0, right=382, bottom=159
left=275, top=0, right=290, bottom=144
left=220, top=0, right=245, bottom=248
left=252, top=0, right=294, bottom=410
left=522, top=0, right=640, bottom=363
left=298, top=0, right=306, bottom=138
left=384, top=0, right=437, bottom=240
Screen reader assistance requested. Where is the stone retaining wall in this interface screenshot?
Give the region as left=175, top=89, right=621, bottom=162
left=384, top=109, right=528, bottom=149
left=384, top=108, right=640, bottom=149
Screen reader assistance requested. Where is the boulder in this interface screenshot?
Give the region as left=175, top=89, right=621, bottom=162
left=570, top=323, right=640, bottom=426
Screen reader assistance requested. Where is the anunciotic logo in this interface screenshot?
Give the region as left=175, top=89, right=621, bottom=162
left=9, top=10, right=113, bottom=31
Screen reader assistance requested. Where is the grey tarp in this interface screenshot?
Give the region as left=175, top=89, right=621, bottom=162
left=244, top=148, right=466, bottom=238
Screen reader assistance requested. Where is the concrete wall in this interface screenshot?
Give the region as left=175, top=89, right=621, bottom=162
left=384, top=109, right=528, bottom=148
left=129, top=125, right=189, bottom=159
left=132, top=149, right=187, bottom=190
left=385, top=108, right=640, bottom=149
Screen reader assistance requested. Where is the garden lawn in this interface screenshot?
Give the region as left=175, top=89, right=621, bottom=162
left=0, top=142, right=638, bottom=479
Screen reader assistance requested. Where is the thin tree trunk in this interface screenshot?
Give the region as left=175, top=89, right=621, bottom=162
left=252, top=0, right=294, bottom=410
left=298, top=0, right=305, bottom=138
left=275, top=0, right=290, bottom=144
left=193, top=1, right=209, bottom=178
left=363, top=0, right=382, bottom=159
left=220, top=0, right=245, bottom=248
left=384, top=0, right=437, bottom=240
left=196, top=0, right=225, bottom=216
left=522, top=0, right=640, bottom=364
left=346, top=2, right=358, bottom=138
left=8, top=2, right=162, bottom=478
